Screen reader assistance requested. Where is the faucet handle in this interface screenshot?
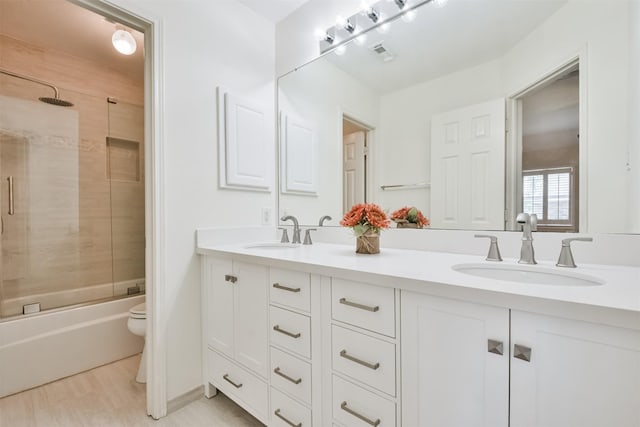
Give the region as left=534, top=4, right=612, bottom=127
left=278, top=227, right=290, bottom=243
left=303, top=228, right=317, bottom=245
left=556, top=237, right=593, bottom=268
left=474, top=234, right=503, bottom=262
left=530, top=214, right=538, bottom=231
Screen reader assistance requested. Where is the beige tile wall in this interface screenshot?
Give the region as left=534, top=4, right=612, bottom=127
left=0, top=35, right=144, bottom=315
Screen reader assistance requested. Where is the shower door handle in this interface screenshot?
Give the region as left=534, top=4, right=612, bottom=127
left=7, top=176, right=14, bottom=215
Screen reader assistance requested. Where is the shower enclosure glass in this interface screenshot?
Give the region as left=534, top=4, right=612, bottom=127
left=0, top=73, right=145, bottom=319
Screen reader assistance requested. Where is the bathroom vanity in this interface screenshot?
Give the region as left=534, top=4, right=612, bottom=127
left=197, top=235, right=640, bottom=427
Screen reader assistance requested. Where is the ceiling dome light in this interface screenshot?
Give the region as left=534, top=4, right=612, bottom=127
left=112, top=29, right=137, bottom=55
left=334, top=45, right=347, bottom=56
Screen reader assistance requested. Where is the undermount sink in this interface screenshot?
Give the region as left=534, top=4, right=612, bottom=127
left=243, top=242, right=300, bottom=249
left=452, top=263, right=604, bottom=287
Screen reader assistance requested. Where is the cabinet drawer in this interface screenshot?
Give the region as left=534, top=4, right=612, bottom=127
left=270, top=346, right=312, bottom=405
left=271, top=387, right=312, bottom=427
left=332, top=375, right=395, bottom=427
left=208, top=350, right=268, bottom=420
left=332, top=325, right=396, bottom=396
left=332, top=279, right=395, bottom=337
left=270, top=306, right=311, bottom=359
left=270, top=268, right=311, bottom=313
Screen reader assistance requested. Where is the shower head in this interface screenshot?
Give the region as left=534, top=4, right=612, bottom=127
left=1, top=68, right=74, bottom=107
left=39, top=97, right=74, bottom=107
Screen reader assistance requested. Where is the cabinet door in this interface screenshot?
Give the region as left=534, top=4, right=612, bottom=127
left=511, top=311, right=640, bottom=427
left=234, top=262, right=269, bottom=378
left=205, top=257, right=235, bottom=358
left=401, top=292, right=509, bottom=427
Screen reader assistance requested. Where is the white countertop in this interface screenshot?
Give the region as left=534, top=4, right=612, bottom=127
left=197, top=241, right=640, bottom=329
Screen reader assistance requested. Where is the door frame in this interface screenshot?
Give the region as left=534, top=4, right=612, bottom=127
left=71, top=0, right=166, bottom=418
left=506, top=54, right=587, bottom=232
left=340, top=109, right=376, bottom=208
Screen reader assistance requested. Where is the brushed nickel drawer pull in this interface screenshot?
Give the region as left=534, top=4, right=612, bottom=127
left=340, top=349, right=380, bottom=370
left=8, top=176, right=14, bottom=216
left=224, top=274, right=237, bottom=283
left=340, top=401, right=380, bottom=426
left=339, top=297, right=379, bottom=312
left=273, top=283, right=301, bottom=293
left=274, top=409, right=302, bottom=427
left=514, top=344, right=532, bottom=362
left=274, top=367, right=302, bottom=384
left=487, top=339, right=504, bottom=356
left=273, top=325, right=301, bottom=338
left=222, top=374, right=242, bottom=388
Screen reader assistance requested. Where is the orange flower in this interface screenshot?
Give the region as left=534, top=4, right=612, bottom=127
left=341, top=203, right=390, bottom=232
left=391, top=206, right=430, bottom=228
left=340, top=204, right=367, bottom=227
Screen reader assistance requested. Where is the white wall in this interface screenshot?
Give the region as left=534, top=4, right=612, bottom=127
left=279, top=58, right=379, bottom=225
left=107, top=0, right=276, bottom=401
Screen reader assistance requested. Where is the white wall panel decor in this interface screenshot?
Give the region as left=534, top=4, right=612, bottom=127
left=280, top=111, right=318, bottom=195
left=218, top=87, right=271, bottom=191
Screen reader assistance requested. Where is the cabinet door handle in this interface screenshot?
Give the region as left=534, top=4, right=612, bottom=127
left=274, top=409, right=302, bottom=427
left=274, top=367, right=302, bottom=384
left=222, top=373, right=242, bottom=388
left=339, top=297, right=379, bottom=312
left=487, top=339, right=504, bottom=356
left=340, top=349, right=380, bottom=370
left=340, top=401, right=380, bottom=427
left=273, top=324, right=301, bottom=338
left=273, top=283, right=301, bottom=293
left=224, top=274, right=237, bottom=284
left=514, top=344, right=532, bottom=362
left=8, top=176, right=15, bottom=215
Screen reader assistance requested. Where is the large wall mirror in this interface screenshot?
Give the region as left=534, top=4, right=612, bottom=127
left=277, top=0, right=640, bottom=234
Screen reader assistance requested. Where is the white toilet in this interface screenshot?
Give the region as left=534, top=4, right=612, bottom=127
left=127, top=302, right=146, bottom=383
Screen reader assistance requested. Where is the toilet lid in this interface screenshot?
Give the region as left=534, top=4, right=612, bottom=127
left=129, top=302, right=146, bottom=318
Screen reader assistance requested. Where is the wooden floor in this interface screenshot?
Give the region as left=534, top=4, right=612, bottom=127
left=0, top=355, right=264, bottom=427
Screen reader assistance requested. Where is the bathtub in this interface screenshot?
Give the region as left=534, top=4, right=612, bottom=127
left=0, top=294, right=145, bottom=397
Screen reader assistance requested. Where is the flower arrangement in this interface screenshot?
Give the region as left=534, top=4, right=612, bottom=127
left=391, top=206, right=430, bottom=228
left=340, top=203, right=390, bottom=237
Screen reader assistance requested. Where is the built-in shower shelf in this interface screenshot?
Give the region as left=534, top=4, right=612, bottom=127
left=106, top=137, right=140, bottom=182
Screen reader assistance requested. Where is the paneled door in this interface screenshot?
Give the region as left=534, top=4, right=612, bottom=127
left=430, top=98, right=505, bottom=229
left=343, top=130, right=365, bottom=212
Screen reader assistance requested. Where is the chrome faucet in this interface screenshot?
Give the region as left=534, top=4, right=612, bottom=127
left=280, top=215, right=301, bottom=244
left=318, top=215, right=332, bottom=226
left=556, top=237, right=593, bottom=268
left=516, top=213, right=537, bottom=264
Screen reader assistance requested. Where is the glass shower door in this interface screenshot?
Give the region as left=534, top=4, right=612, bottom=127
left=0, top=95, right=88, bottom=317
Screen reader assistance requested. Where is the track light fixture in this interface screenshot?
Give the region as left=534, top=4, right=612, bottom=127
left=365, top=6, right=379, bottom=23
left=394, top=0, right=407, bottom=10
left=336, top=15, right=356, bottom=33
left=317, top=0, right=444, bottom=55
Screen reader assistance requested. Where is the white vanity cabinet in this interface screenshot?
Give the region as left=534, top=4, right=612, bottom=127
left=268, top=267, right=316, bottom=427
left=402, top=291, right=640, bottom=427
left=401, top=293, right=510, bottom=427
left=510, top=310, right=640, bottom=427
left=202, top=256, right=269, bottom=422
left=329, top=278, right=400, bottom=427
